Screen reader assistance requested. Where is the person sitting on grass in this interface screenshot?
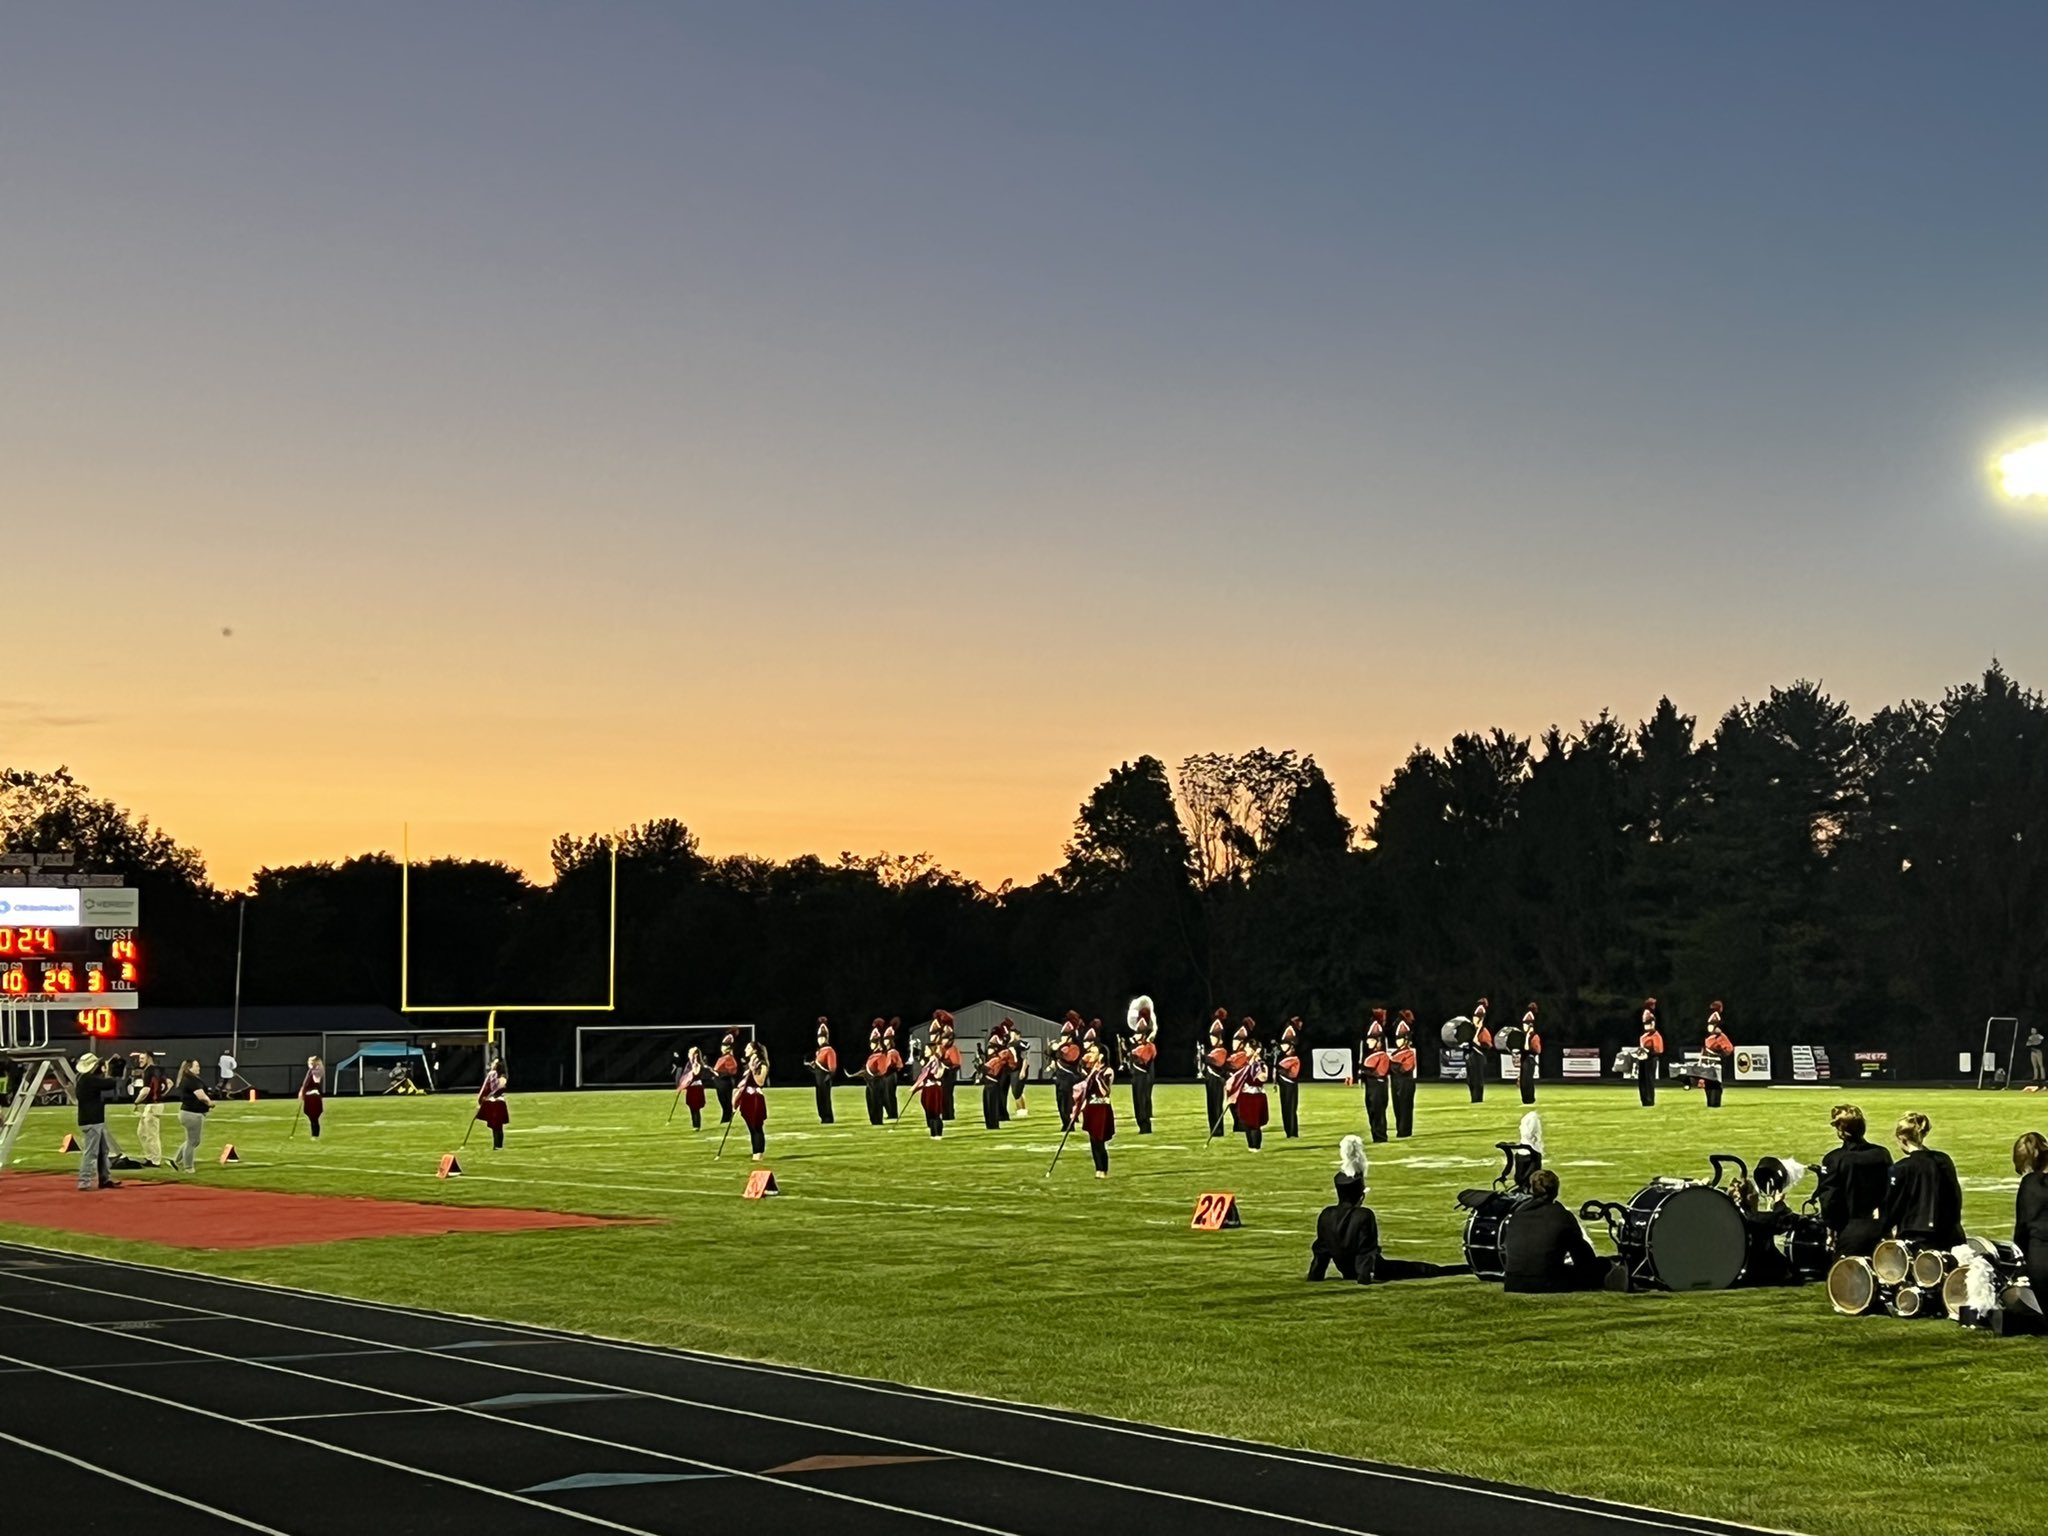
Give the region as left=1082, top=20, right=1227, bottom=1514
left=1501, top=1169, right=1614, bottom=1293
left=1309, top=1135, right=1464, bottom=1284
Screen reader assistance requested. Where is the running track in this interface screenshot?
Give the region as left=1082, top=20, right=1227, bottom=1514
left=0, top=1241, right=1792, bottom=1536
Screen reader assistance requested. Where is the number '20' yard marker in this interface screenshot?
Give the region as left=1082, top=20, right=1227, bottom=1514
left=1190, top=1192, right=1241, bottom=1230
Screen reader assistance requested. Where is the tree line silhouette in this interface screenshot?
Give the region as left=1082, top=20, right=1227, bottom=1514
left=5, top=664, right=2042, bottom=1081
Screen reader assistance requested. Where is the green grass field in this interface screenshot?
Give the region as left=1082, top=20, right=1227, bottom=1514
left=3, top=1080, right=2042, bottom=1535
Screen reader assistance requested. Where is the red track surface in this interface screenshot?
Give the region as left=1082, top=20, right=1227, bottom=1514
left=0, top=1172, right=639, bottom=1249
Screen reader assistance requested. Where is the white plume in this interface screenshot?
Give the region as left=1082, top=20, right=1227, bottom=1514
left=1126, top=995, right=1155, bottom=1030
left=1520, top=1111, right=1545, bottom=1155
left=1339, top=1134, right=1367, bottom=1181
left=1780, top=1157, right=1808, bottom=1190
left=1963, top=1257, right=1998, bottom=1315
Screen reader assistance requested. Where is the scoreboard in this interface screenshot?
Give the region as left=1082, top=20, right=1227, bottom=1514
left=0, top=886, right=142, bottom=1037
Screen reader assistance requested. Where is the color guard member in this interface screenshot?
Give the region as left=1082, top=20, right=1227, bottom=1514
left=1226, top=1028, right=1268, bottom=1151
left=937, top=1013, right=961, bottom=1121
left=679, top=1045, right=709, bottom=1130
left=476, top=1058, right=510, bottom=1151
left=1076, top=1042, right=1116, bottom=1179
left=736, top=1041, right=770, bottom=1160
left=298, top=1056, right=325, bottom=1139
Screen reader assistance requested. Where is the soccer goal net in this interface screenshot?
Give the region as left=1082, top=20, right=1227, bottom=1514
left=573, top=1024, right=755, bottom=1088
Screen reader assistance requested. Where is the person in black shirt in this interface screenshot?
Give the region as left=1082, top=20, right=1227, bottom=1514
left=2010, top=1131, right=2048, bottom=1297
left=172, top=1061, right=213, bottom=1173
left=1881, top=1111, right=1965, bottom=1249
left=1308, top=1135, right=1460, bottom=1283
left=1502, top=1169, right=1612, bottom=1292
left=73, top=1052, right=119, bottom=1191
left=1814, top=1103, right=1891, bottom=1258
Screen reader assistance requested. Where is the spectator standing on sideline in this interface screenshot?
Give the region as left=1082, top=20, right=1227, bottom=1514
left=74, top=1052, right=119, bottom=1191
left=133, top=1052, right=167, bottom=1165
left=2028, top=1025, right=2045, bottom=1085
left=173, top=1060, right=213, bottom=1172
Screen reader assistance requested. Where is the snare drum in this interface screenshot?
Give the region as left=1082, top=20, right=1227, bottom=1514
left=1463, top=1193, right=1526, bottom=1282
left=1779, top=1215, right=1832, bottom=1281
left=1616, top=1183, right=1747, bottom=1292
left=1886, top=1284, right=1943, bottom=1319
left=1828, top=1255, right=1881, bottom=1315
left=1871, top=1238, right=1917, bottom=1286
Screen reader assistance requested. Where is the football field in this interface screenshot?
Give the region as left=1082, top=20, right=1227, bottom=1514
left=1, top=1081, right=2040, bottom=1535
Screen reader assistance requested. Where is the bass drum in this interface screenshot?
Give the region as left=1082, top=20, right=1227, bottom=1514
left=1779, top=1215, right=1832, bottom=1281
left=1463, top=1193, right=1526, bottom=1283
left=1617, top=1183, right=1747, bottom=1292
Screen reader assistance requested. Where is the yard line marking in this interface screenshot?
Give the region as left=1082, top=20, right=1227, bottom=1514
left=248, top=1404, right=456, bottom=1424
left=0, top=1430, right=297, bottom=1533
left=0, top=1297, right=1022, bottom=1536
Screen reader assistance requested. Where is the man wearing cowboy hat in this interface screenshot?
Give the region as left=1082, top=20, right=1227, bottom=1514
left=74, top=1051, right=121, bottom=1191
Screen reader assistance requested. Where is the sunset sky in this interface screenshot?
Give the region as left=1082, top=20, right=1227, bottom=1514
left=7, top=2, right=2046, bottom=890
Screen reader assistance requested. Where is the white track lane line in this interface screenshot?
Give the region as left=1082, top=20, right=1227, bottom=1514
left=0, top=1273, right=1382, bottom=1536
left=0, top=1346, right=662, bottom=1535
left=0, top=1297, right=1018, bottom=1536
left=0, top=1242, right=1790, bottom=1536
left=0, top=1429, right=296, bottom=1534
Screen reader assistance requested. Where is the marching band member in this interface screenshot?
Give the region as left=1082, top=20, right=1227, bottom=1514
left=678, top=1045, right=709, bottom=1130
left=1881, top=1111, right=1966, bottom=1250
left=476, top=1058, right=510, bottom=1151
left=1516, top=1004, right=1542, bottom=1106
left=1390, top=1013, right=1418, bottom=1139
left=982, top=1020, right=1018, bottom=1129
left=1308, top=1136, right=1463, bottom=1284
left=1053, top=1014, right=1085, bottom=1131
left=1276, top=1017, right=1303, bottom=1139
left=1360, top=1011, right=1391, bottom=1143
left=713, top=1030, right=740, bottom=1124
left=736, top=1041, right=770, bottom=1160
left=1226, top=1024, right=1268, bottom=1150
left=1124, top=997, right=1159, bottom=1134
left=298, top=1056, right=325, bottom=1140
left=1502, top=1169, right=1613, bottom=1292
left=1637, top=1000, right=1664, bottom=1108
left=862, top=1021, right=891, bottom=1127
left=1701, top=1004, right=1734, bottom=1108
left=1467, top=997, right=1492, bottom=1103
left=1076, top=1042, right=1116, bottom=1179
left=1815, top=1103, right=1891, bottom=1257
left=938, top=1014, right=961, bottom=1121
left=882, top=1019, right=904, bottom=1119
left=1200, top=1011, right=1230, bottom=1134
left=2012, top=1131, right=2048, bottom=1299
left=808, top=1020, right=837, bottom=1124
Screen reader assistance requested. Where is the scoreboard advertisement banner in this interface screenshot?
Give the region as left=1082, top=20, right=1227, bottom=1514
left=1790, top=1044, right=1832, bottom=1082
left=1312, top=1047, right=1352, bottom=1081
left=1732, top=1045, right=1773, bottom=1083
left=1560, top=1046, right=1603, bottom=1079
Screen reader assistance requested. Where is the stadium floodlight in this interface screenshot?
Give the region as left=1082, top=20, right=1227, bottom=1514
left=399, top=825, right=618, bottom=1053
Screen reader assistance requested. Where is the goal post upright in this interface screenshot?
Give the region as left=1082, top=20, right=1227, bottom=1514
left=400, top=824, right=620, bottom=1054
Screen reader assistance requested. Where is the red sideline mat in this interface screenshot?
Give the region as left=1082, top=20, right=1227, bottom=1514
left=0, top=1173, right=644, bottom=1250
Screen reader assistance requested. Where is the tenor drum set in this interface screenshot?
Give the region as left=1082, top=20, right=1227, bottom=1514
left=1828, top=1238, right=2033, bottom=1323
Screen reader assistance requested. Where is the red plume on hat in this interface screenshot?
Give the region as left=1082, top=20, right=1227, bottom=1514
left=1644, top=997, right=1658, bottom=1010
left=1398, top=1009, right=1414, bottom=1024
left=934, top=1009, right=954, bottom=1027
left=1371, top=1007, right=1387, bottom=1023
left=1214, top=1007, right=1229, bottom=1021
left=1710, top=1000, right=1725, bottom=1016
